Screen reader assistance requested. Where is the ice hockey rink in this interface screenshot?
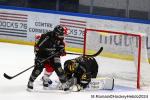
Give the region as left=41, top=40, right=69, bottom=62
left=0, top=42, right=149, bottom=100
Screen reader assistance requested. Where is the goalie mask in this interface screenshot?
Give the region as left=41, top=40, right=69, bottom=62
left=64, top=60, right=79, bottom=73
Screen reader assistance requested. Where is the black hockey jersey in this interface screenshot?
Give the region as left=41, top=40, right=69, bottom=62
left=34, top=31, right=65, bottom=58
left=64, top=56, right=98, bottom=88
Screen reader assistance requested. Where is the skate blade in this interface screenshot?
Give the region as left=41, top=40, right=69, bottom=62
left=43, top=86, right=49, bottom=90
left=26, top=88, right=34, bottom=92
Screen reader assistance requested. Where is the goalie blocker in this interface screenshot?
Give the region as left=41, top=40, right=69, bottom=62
left=64, top=55, right=114, bottom=92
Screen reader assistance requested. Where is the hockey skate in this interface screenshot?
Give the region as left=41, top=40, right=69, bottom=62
left=42, top=76, right=52, bottom=89
left=41, top=76, right=52, bottom=85
left=27, top=81, right=34, bottom=92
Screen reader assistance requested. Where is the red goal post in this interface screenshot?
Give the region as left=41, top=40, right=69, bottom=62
left=83, top=28, right=149, bottom=89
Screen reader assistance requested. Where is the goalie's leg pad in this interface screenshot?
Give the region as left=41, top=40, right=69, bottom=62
left=88, top=77, right=114, bottom=90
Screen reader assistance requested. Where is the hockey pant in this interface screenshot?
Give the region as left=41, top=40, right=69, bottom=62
left=29, top=58, right=54, bottom=82
left=29, top=57, right=67, bottom=83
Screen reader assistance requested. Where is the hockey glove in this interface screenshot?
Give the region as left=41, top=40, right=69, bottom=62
left=60, top=49, right=66, bottom=56
left=55, top=47, right=66, bottom=56
left=80, top=73, right=91, bottom=89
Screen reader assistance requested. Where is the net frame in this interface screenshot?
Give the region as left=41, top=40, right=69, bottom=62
left=83, top=28, right=143, bottom=89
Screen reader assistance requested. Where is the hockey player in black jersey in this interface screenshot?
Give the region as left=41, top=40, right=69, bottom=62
left=64, top=56, right=98, bottom=91
left=27, top=25, right=70, bottom=91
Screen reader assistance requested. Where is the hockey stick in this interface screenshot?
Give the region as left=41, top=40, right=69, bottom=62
left=66, top=47, right=103, bottom=57
left=3, top=49, right=64, bottom=80
left=3, top=47, right=103, bottom=80
left=3, top=66, right=34, bottom=80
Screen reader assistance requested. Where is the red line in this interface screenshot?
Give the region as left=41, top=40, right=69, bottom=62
left=0, top=15, right=27, bottom=19
left=0, top=17, right=27, bottom=22
left=60, top=24, right=86, bottom=29
left=60, top=18, right=86, bottom=23
left=0, top=12, right=27, bottom=17
left=60, top=21, right=86, bottom=26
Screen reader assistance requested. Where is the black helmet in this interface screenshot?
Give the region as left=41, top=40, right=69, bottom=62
left=53, top=25, right=65, bottom=39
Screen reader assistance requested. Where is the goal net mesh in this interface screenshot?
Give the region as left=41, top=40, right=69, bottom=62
left=84, top=28, right=150, bottom=89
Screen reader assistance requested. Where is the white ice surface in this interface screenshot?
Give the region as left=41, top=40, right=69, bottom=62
left=0, top=42, right=150, bottom=100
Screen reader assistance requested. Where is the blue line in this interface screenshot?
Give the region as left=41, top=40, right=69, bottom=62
left=0, top=5, right=150, bottom=24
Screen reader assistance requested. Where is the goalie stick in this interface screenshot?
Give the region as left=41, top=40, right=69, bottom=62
left=67, top=47, right=103, bottom=57
left=3, top=49, right=64, bottom=80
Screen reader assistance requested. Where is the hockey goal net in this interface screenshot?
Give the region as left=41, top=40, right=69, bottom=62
left=83, top=28, right=150, bottom=89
